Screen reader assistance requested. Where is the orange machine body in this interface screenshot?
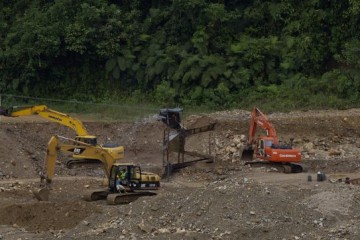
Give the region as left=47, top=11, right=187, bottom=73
left=247, top=108, right=301, bottom=163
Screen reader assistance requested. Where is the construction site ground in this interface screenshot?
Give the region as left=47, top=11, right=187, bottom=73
left=1, top=108, right=360, bottom=240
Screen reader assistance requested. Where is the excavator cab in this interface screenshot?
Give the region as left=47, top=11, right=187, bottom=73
left=108, top=164, right=142, bottom=192
left=256, top=137, right=274, bottom=158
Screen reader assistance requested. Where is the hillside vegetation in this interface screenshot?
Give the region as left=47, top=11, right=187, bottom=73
left=1, top=0, right=360, bottom=110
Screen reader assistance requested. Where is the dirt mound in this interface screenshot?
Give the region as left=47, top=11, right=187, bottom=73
left=0, top=127, right=38, bottom=179
left=0, top=201, right=99, bottom=232
left=184, top=114, right=217, bottom=129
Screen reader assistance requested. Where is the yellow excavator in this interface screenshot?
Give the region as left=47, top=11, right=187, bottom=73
left=84, top=163, right=160, bottom=204
left=0, top=105, right=124, bottom=167
left=34, top=135, right=160, bottom=204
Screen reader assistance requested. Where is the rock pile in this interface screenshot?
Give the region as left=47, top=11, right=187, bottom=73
left=215, top=133, right=247, bottom=162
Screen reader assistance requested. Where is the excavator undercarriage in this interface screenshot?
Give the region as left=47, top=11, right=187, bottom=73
left=244, top=160, right=303, bottom=173
left=84, top=189, right=157, bottom=205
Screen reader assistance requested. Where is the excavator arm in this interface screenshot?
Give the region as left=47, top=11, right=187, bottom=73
left=248, top=107, right=278, bottom=145
left=1, top=105, right=89, bottom=136
left=33, top=135, right=117, bottom=201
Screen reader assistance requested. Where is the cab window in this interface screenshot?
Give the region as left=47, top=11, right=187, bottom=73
left=265, top=140, right=273, bottom=147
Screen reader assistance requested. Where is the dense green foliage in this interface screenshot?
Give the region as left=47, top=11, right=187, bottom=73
left=1, top=0, right=360, bottom=110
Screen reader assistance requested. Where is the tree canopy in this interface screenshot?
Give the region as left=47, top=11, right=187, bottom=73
left=1, top=0, right=360, bottom=109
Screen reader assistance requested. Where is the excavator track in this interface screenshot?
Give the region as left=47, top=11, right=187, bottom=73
left=245, top=161, right=303, bottom=173
left=83, top=189, right=110, bottom=201
left=106, top=191, right=157, bottom=205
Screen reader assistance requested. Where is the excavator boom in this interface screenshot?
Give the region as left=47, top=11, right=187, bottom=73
left=248, top=107, right=278, bottom=144
left=2, top=105, right=89, bottom=136
left=43, top=135, right=115, bottom=180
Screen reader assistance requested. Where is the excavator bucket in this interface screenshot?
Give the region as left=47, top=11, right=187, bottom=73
left=241, top=149, right=254, bottom=161
left=32, top=188, right=50, bottom=201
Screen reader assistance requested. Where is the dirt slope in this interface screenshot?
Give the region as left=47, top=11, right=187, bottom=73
left=1, top=109, right=360, bottom=239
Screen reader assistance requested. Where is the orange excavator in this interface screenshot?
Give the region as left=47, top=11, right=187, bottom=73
left=241, top=107, right=302, bottom=173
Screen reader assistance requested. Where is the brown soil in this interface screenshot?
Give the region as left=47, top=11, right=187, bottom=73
left=1, top=109, right=360, bottom=239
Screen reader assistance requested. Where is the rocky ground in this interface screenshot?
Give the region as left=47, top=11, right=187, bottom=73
left=1, top=108, right=360, bottom=240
